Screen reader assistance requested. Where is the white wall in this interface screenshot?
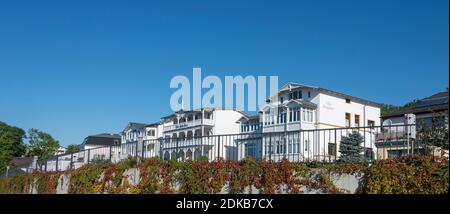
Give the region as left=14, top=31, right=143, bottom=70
left=213, top=110, right=246, bottom=135
left=316, top=92, right=380, bottom=129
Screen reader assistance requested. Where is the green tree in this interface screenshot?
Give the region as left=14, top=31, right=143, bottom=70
left=380, top=99, right=420, bottom=116
left=338, top=131, right=365, bottom=163
left=65, top=144, right=80, bottom=154
left=26, top=128, right=60, bottom=161
left=0, top=121, right=27, bottom=173
left=416, top=111, right=449, bottom=157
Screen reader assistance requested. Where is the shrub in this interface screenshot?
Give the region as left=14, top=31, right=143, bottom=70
left=364, top=155, right=449, bottom=194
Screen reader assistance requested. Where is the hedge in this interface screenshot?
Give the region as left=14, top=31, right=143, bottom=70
left=0, top=155, right=447, bottom=194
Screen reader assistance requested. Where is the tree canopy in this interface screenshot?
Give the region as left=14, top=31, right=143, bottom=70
left=380, top=99, right=420, bottom=116
left=0, top=121, right=27, bottom=173
left=65, top=144, right=80, bottom=154
left=26, top=128, right=60, bottom=161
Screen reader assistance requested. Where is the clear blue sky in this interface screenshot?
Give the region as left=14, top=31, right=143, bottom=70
left=0, top=0, right=448, bottom=146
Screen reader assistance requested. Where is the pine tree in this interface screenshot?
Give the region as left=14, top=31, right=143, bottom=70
left=338, top=131, right=364, bottom=163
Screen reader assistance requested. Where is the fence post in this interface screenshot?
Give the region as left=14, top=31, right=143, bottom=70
left=176, top=137, right=180, bottom=160
left=55, top=156, right=59, bottom=172
left=135, top=141, right=139, bottom=158
left=87, top=149, right=90, bottom=164
left=159, top=139, right=163, bottom=159
left=45, top=160, right=47, bottom=171
left=269, top=133, right=272, bottom=161
left=109, top=146, right=113, bottom=162
left=141, top=140, right=145, bottom=159
left=70, top=153, right=74, bottom=170
left=334, top=129, right=337, bottom=161
left=217, top=136, right=221, bottom=160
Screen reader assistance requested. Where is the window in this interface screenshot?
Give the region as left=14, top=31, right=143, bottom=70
left=289, top=107, right=293, bottom=122
left=290, top=106, right=300, bottom=122
left=147, top=130, right=156, bottom=137
left=308, top=91, right=311, bottom=98
left=289, top=93, right=293, bottom=100
left=345, top=113, right=351, bottom=127
left=355, top=115, right=360, bottom=127
left=302, top=109, right=306, bottom=121
left=368, top=120, right=375, bottom=128
left=328, top=143, right=336, bottom=156
left=308, top=109, right=313, bottom=122
left=345, top=98, right=351, bottom=104
left=280, top=97, right=284, bottom=103
left=305, top=109, right=313, bottom=122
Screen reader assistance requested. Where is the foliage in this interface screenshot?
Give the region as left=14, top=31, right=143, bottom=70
left=27, top=128, right=60, bottom=161
left=380, top=99, right=420, bottom=116
left=65, top=144, right=80, bottom=154
left=0, top=172, right=33, bottom=194
left=33, top=171, right=61, bottom=194
left=416, top=111, right=449, bottom=156
left=338, top=132, right=365, bottom=163
left=67, top=164, right=106, bottom=194
left=364, top=155, right=448, bottom=194
left=0, top=156, right=447, bottom=194
left=0, top=121, right=27, bottom=173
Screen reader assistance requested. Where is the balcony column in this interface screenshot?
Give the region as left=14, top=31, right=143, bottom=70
left=201, top=110, right=205, bottom=136
left=262, top=111, right=265, bottom=126
left=286, top=107, right=290, bottom=124
left=201, top=109, right=204, bottom=158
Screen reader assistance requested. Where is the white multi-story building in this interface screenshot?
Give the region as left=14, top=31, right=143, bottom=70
left=160, top=108, right=248, bottom=161
left=121, top=122, right=163, bottom=159
left=239, top=82, right=381, bottom=162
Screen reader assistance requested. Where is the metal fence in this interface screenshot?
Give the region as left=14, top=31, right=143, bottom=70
left=4, top=124, right=448, bottom=174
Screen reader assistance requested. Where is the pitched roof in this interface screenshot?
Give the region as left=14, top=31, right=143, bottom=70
left=128, top=122, right=148, bottom=129
left=83, top=133, right=121, bottom=146
left=122, top=122, right=149, bottom=133
left=271, top=82, right=381, bottom=107
left=91, top=133, right=121, bottom=138
left=381, top=91, right=449, bottom=118
left=282, top=99, right=318, bottom=109
left=10, top=157, right=33, bottom=166
left=426, top=91, right=448, bottom=99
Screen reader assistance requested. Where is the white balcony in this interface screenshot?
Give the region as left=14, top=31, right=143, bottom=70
left=164, top=119, right=214, bottom=131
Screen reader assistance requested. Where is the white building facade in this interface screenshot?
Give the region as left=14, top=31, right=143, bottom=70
left=160, top=108, right=248, bottom=161
left=121, top=122, right=163, bottom=159
left=239, top=83, right=381, bottom=162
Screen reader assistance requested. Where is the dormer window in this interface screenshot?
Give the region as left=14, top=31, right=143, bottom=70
left=289, top=91, right=302, bottom=100
left=280, top=97, right=284, bottom=103
left=345, top=98, right=351, bottom=104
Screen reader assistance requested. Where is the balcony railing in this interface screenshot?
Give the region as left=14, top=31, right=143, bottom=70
left=164, top=119, right=214, bottom=131
left=375, top=131, right=407, bottom=142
